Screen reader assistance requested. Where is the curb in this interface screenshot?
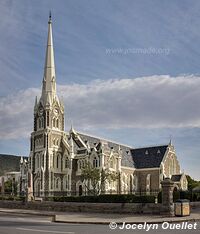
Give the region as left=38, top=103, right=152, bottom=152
left=0, top=210, right=54, bottom=217
left=0, top=209, right=199, bottom=225
left=53, top=216, right=200, bottom=225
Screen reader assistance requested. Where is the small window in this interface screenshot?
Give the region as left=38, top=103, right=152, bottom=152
left=56, top=178, right=59, bottom=188
left=57, top=155, right=59, bottom=168
left=53, top=118, right=56, bottom=127
left=47, top=111, right=49, bottom=126
left=145, top=150, right=148, bottom=155
left=93, top=157, right=98, bottom=168
left=65, top=157, right=70, bottom=168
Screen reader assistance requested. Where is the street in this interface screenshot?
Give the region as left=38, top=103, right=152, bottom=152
left=0, top=213, right=199, bottom=234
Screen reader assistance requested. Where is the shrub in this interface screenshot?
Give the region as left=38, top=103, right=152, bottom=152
left=45, top=194, right=155, bottom=203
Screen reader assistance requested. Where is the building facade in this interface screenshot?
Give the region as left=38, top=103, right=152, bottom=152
left=28, top=16, right=187, bottom=198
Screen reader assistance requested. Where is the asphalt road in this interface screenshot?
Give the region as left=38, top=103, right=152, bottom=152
left=0, top=213, right=199, bottom=234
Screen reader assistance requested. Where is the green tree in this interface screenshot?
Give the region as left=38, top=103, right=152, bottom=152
left=4, top=179, right=17, bottom=195
left=186, top=175, right=200, bottom=191
left=81, top=162, right=119, bottom=195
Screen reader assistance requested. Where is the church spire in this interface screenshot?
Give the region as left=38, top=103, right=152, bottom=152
left=41, top=12, right=56, bottom=105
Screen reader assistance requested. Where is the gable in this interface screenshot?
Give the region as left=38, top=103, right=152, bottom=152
left=78, top=133, right=135, bottom=168
left=130, top=145, right=168, bottom=169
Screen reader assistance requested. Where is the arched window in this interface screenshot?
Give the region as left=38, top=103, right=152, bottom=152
left=68, top=175, right=70, bottom=190
left=40, top=117, right=43, bottom=128
left=93, top=157, right=98, bottom=168
left=130, top=175, right=133, bottom=192
left=110, top=159, right=113, bottom=168
left=56, top=119, right=59, bottom=128
left=134, top=175, right=138, bottom=191
left=56, top=155, right=59, bottom=169
left=56, top=178, right=59, bottom=189
left=35, top=154, right=38, bottom=168
left=110, top=157, right=115, bottom=169
left=146, top=174, right=151, bottom=193
left=65, top=157, right=70, bottom=168
left=47, top=111, right=49, bottom=126
left=51, top=172, right=53, bottom=189
left=53, top=118, right=56, bottom=128
left=65, top=177, right=68, bottom=189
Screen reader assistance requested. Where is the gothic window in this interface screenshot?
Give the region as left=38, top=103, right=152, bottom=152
left=57, top=155, right=59, bottom=169
left=65, top=157, right=70, bottom=168
left=134, top=175, right=138, bottom=191
left=110, top=157, right=115, bottom=169
left=56, top=119, right=59, bottom=128
left=82, top=160, right=85, bottom=168
left=41, top=171, right=43, bottom=189
left=56, top=178, right=59, bottom=189
left=78, top=160, right=81, bottom=170
left=93, top=157, right=98, bottom=168
left=56, top=178, right=61, bottom=190
left=41, top=154, right=44, bottom=167
left=35, top=154, right=40, bottom=168
left=53, top=118, right=56, bottom=128
left=169, top=156, right=175, bottom=176
left=63, top=176, right=68, bottom=190
left=38, top=117, right=44, bottom=129
left=47, top=111, right=49, bottom=126
left=51, top=172, right=53, bottom=190
left=146, top=174, right=151, bottom=193
left=41, top=117, right=44, bottom=128
left=68, top=175, right=70, bottom=190
left=130, top=175, right=133, bottom=192
left=35, top=155, right=37, bottom=168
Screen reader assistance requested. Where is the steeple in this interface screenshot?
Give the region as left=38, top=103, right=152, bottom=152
left=41, top=13, right=57, bottom=105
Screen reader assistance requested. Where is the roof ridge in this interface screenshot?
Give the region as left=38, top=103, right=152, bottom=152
left=77, top=131, right=133, bottom=149
left=133, top=144, right=168, bottom=150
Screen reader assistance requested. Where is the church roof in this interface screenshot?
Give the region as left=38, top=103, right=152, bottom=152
left=130, top=145, right=168, bottom=169
left=76, top=132, right=169, bottom=169
left=171, top=174, right=183, bottom=182
left=78, top=133, right=135, bottom=168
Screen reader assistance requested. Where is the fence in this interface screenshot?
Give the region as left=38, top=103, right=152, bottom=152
left=1, top=190, right=199, bottom=202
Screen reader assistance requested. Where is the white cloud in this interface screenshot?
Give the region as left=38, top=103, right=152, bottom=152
left=0, top=75, right=200, bottom=139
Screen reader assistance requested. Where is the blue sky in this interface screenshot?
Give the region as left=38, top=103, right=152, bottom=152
left=0, top=0, right=200, bottom=180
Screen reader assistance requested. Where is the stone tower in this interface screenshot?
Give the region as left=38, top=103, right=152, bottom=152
left=30, top=14, right=65, bottom=197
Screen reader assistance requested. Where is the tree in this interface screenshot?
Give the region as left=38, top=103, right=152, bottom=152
left=81, top=162, right=119, bottom=196
left=4, top=179, right=18, bottom=195
left=186, top=175, right=200, bottom=191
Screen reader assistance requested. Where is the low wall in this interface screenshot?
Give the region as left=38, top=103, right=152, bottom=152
left=0, top=200, right=162, bottom=214
left=0, top=200, right=198, bottom=214
left=190, top=202, right=200, bottom=209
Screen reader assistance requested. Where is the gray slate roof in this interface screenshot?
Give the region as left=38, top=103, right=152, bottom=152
left=78, top=133, right=135, bottom=168
left=77, top=132, right=168, bottom=169
left=171, top=174, right=182, bottom=182
left=130, top=145, right=168, bottom=169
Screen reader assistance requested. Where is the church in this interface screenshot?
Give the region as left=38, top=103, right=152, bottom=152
left=28, top=15, right=188, bottom=198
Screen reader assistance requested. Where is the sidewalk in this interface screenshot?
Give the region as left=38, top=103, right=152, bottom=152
left=0, top=207, right=199, bottom=224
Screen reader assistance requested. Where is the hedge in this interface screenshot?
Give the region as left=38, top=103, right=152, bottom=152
left=45, top=194, right=156, bottom=203
left=157, top=191, right=200, bottom=203
left=0, top=196, right=25, bottom=201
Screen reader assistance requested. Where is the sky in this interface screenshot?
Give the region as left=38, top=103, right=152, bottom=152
left=0, top=0, right=200, bottom=180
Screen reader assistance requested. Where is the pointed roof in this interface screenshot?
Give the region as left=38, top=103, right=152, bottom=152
left=41, top=13, right=57, bottom=105
left=130, top=145, right=168, bottom=169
